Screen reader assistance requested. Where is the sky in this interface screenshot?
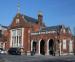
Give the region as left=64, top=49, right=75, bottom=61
left=0, top=0, right=75, bottom=34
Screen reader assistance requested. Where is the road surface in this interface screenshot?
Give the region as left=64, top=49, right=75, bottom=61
left=0, top=54, right=75, bottom=62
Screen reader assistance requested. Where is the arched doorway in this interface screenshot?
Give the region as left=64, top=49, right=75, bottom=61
left=49, top=39, right=54, bottom=55
left=40, top=40, right=45, bottom=55
left=31, top=41, right=37, bottom=55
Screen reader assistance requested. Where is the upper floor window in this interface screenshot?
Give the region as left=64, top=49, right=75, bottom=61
left=63, top=39, right=66, bottom=49
left=11, top=28, right=22, bottom=47
left=16, top=19, right=19, bottom=24
left=12, top=29, right=22, bottom=36
left=17, top=29, right=22, bottom=36
left=63, top=29, right=66, bottom=33
left=61, top=28, right=66, bottom=33
left=12, top=30, right=16, bottom=36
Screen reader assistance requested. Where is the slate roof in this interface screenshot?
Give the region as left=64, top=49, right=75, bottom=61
left=41, top=25, right=63, bottom=32
left=23, top=15, right=38, bottom=23
left=15, top=13, right=38, bottom=24
left=0, top=24, right=8, bottom=28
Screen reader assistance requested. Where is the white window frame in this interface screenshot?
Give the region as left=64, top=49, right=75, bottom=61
left=69, top=40, right=73, bottom=52
left=63, top=39, right=66, bottom=49
left=10, top=28, right=23, bottom=48
left=16, top=19, right=19, bottom=24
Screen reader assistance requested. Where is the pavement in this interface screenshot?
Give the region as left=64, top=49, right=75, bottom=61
left=0, top=54, right=75, bottom=62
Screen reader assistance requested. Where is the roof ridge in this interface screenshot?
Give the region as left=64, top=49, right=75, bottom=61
left=24, top=15, right=37, bottom=20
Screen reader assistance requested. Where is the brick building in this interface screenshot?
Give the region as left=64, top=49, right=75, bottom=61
left=1, top=11, right=72, bottom=56
left=0, top=24, right=7, bottom=49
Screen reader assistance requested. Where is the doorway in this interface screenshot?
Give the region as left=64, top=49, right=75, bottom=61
left=40, top=40, right=45, bottom=55
left=32, top=41, right=37, bottom=55
left=49, top=39, right=54, bottom=55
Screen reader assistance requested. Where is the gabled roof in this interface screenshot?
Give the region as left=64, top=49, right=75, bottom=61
left=16, top=13, right=38, bottom=24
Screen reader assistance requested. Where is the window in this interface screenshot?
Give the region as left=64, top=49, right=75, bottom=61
left=16, top=19, right=19, bottom=24
left=69, top=40, right=73, bottom=52
left=12, top=30, right=16, bottom=47
left=12, top=37, right=16, bottom=47
left=11, top=29, right=22, bottom=47
left=17, top=29, right=22, bottom=36
left=63, top=29, right=66, bottom=33
left=12, top=30, right=16, bottom=36
left=63, top=39, right=66, bottom=49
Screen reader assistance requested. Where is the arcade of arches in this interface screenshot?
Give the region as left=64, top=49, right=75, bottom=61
left=31, top=39, right=56, bottom=55
left=31, top=39, right=73, bottom=56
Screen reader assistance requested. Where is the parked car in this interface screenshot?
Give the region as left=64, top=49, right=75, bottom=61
left=8, top=48, right=21, bottom=55
left=0, top=48, right=7, bottom=54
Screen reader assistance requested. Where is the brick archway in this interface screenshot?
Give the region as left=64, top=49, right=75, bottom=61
left=40, top=39, right=45, bottom=55
left=31, top=40, right=37, bottom=54
left=47, top=39, right=55, bottom=55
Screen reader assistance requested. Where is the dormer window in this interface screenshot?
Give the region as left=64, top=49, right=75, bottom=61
left=63, top=29, right=66, bottom=33
left=16, top=19, right=19, bottom=24
left=69, top=30, right=71, bottom=34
